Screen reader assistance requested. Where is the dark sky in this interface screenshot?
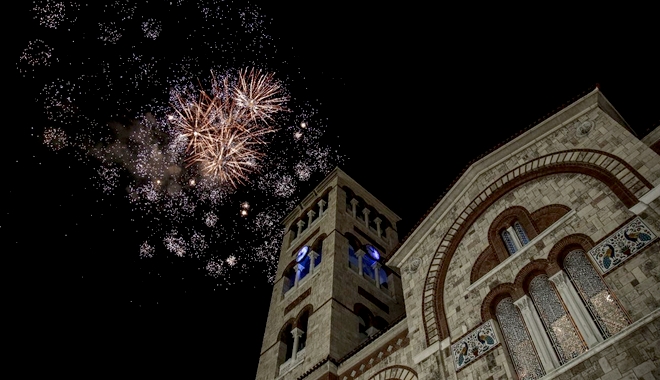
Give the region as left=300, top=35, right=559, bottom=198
left=11, top=2, right=658, bottom=377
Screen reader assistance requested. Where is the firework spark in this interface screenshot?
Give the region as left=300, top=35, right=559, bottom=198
left=25, top=0, right=346, bottom=288
left=170, top=69, right=288, bottom=187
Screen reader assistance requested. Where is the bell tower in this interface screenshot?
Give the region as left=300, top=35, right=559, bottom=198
left=255, top=168, right=404, bottom=380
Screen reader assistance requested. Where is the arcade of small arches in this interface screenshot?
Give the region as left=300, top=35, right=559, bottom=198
left=282, top=234, right=326, bottom=296
left=342, top=186, right=394, bottom=240
left=355, top=303, right=388, bottom=342
left=471, top=204, right=571, bottom=284
left=277, top=306, right=312, bottom=375
left=364, top=365, right=418, bottom=380
left=288, top=191, right=330, bottom=244
left=475, top=235, right=632, bottom=379
left=276, top=302, right=392, bottom=376
left=346, top=233, right=392, bottom=292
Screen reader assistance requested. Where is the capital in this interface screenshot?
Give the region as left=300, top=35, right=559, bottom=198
left=291, top=327, right=305, bottom=339
left=549, top=270, right=569, bottom=290
left=513, top=295, right=532, bottom=312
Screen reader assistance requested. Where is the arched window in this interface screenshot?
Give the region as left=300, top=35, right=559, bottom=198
left=311, top=236, right=324, bottom=269
left=298, top=254, right=311, bottom=281
left=347, top=234, right=361, bottom=272
left=282, top=263, right=296, bottom=295
left=356, top=305, right=373, bottom=341
left=362, top=253, right=377, bottom=280
left=528, top=275, right=587, bottom=364
left=279, top=323, right=294, bottom=364
left=496, top=297, right=545, bottom=380
left=297, top=310, right=309, bottom=351
left=563, top=250, right=631, bottom=338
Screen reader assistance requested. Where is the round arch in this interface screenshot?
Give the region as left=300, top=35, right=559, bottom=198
left=366, top=365, right=418, bottom=380
left=421, top=149, right=651, bottom=346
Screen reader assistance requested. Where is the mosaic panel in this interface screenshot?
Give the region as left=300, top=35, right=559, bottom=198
left=452, top=319, right=499, bottom=371
left=496, top=298, right=545, bottom=380
left=529, top=275, right=587, bottom=364
left=589, top=217, right=657, bottom=273
left=564, top=250, right=631, bottom=338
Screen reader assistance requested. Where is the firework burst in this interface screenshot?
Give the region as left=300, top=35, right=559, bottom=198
left=171, top=68, right=288, bottom=187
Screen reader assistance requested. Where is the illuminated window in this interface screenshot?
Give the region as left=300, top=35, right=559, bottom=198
left=563, top=250, right=631, bottom=338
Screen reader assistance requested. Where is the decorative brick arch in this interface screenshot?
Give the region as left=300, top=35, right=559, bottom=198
left=513, top=259, right=552, bottom=294
left=546, top=234, right=596, bottom=270
left=488, top=206, right=538, bottom=262
left=294, top=305, right=313, bottom=328
left=481, top=283, right=521, bottom=322
left=531, top=204, right=571, bottom=231
left=367, top=365, right=418, bottom=380
left=421, top=149, right=652, bottom=346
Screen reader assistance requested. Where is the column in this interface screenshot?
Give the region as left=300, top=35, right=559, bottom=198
left=514, top=295, right=559, bottom=372
left=307, top=210, right=316, bottom=227
left=549, top=270, right=602, bottom=346
left=309, top=251, right=319, bottom=273
left=366, top=326, right=378, bottom=337
left=294, top=263, right=304, bottom=287
left=350, top=198, right=359, bottom=218
left=355, top=249, right=365, bottom=275
left=362, top=208, right=371, bottom=229
left=507, top=226, right=522, bottom=251
left=291, top=327, right=304, bottom=361
left=373, top=262, right=382, bottom=288
left=296, top=220, right=305, bottom=236
left=317, top=199, right=326, bottom=217
left=374, top=217, right=382, bottom=237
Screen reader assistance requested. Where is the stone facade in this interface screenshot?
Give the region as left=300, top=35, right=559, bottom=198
left=257, top=88, right=660, bottom=380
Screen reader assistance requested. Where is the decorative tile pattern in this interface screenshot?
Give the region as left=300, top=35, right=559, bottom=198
left=564, top=250, right=631, bottom=338
left=496, top=298, right=545, bottom=380
left=589, top=217, right=657, bottom=273
left=451, top=319, right=499, bottom=371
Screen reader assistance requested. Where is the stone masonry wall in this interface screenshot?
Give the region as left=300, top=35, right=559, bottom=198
left=394, top=103, right=660, bottom=380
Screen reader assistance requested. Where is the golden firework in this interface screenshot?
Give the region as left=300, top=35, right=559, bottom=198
left=171, top=68, right=288, bottom=187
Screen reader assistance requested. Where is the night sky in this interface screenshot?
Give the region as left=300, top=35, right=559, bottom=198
left=12, top=2, right=658, bottom=377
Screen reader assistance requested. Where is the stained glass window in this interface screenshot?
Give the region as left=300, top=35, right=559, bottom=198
left=496, top=298, right=545, bottom=380
left=514, top=221, right=529, bottom=245
left=529, top=275, right=587, bottom=364
left=564, top=250, right=631, bottom=339
left=502, top=230, right=517, bottom=254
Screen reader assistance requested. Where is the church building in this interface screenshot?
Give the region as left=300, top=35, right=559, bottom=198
left=255, top=87, right=660, bottom=380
